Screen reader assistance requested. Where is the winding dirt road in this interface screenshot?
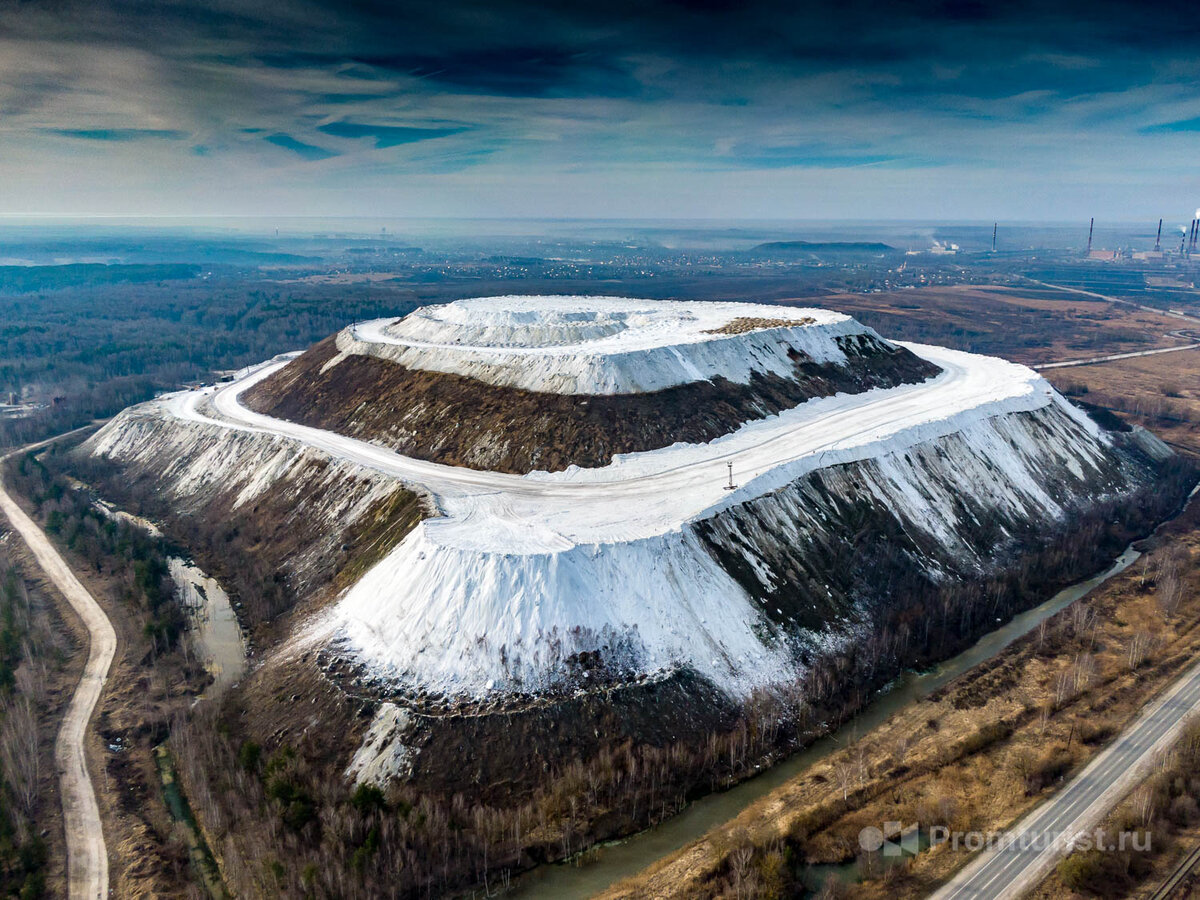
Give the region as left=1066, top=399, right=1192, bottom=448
left=0, top=443, right=113, bottom=900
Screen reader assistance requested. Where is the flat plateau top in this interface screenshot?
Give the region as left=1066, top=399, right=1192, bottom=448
left=341, top=296, right=866, bottom=394
left=376, top=295, right=843, bottom=351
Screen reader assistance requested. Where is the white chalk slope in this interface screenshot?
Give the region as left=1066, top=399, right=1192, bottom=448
left=333, top=295, right=873, bottom=394
left=98, top=293, right=1129, bottom=702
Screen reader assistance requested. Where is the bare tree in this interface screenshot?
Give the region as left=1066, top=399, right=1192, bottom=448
left=1071, top=653, right=1097, bottom=695
left=833, top=758, right=856, bottom=802
left=1157, top=570, right=1183, bottom=621
left=1130, top=785, right=1157, bottom=826
left=1053, top=669, right=1075, bottom=707
left=1, top=696, right=39, bottom=824
left=1070, top=603, right=1094, bottom=639
left=855, top=743, right=871, bottom=790
left=1128, top=629, right=1155, bottom=670
left=730, top=845, right=755, bottom=900
left=1009, top=747, right=1036, bottom=793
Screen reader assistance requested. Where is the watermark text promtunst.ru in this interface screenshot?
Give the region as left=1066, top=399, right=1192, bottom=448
left=859, top=822, right=1151, bottom=857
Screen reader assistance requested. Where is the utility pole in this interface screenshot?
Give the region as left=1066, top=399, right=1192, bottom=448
left=992, top=222, right=997, bottom=252
left=1155, top=218, right=1163, bottom=253
left=724, top=461, right=736, bottom=490
left=1086, top=217, right=1094, bottom=255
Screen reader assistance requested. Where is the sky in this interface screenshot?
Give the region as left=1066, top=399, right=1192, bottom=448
left=3, top=0, right=1200, bottom=221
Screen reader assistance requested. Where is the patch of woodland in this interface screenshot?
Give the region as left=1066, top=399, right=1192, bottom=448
left=2, top=445, right=213, bottom=897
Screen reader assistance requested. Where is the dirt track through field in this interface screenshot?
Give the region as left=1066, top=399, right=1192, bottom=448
left=0, top=441, right=113, bottom=900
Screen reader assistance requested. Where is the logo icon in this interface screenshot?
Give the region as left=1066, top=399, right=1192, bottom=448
left=859, top=822, right=920, bottom=857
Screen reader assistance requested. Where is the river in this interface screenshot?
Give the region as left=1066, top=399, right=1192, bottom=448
left=510, top=545, right=1142, bottom=899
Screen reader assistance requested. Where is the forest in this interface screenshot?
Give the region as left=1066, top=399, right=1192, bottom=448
left=0, top=275, right=424, bottom=448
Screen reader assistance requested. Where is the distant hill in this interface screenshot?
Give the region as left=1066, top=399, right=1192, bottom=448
left=751, top=240, right=895, bottom=252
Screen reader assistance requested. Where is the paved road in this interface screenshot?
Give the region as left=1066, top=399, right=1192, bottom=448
left=1035, top=341, right=1200, bottom=370
left=0, top=442, right=114, bottom=900
left=1025, top=279, right=1200, bottom=326
left=930, top=659, right=1200, bottom=900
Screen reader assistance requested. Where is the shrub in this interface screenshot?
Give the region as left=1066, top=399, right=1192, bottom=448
left=237, top=740, right=261, bottom=772
left=350, top=784, right=386, bottom=814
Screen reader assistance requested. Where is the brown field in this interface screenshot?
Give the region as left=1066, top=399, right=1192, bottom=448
left=813, top=284, right=1198, bottom=367
left=1044, top=349, right=1200, bottom=455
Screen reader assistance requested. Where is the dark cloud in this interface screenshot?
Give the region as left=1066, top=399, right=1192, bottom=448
left=352, top=48, right=643, bottom=98
left=4, top=0, right=1200, bottom=215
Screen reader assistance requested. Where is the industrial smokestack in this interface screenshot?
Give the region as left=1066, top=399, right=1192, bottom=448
left=992, top=222, right=997, bottom=252
left=1155, top=218, right=1163, bottom=252
left=1086, top=217, right=1094, bottom=254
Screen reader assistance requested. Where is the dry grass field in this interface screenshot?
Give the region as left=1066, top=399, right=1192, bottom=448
left=817, top=284, right=1196, bottom=367
left=1044, top=350, right=1200, bottom=455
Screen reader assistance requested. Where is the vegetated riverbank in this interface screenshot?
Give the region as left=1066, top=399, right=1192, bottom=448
left=603, top=487, right=1200, bottom=900
left=510, top=547, right=1144, bottom=900
left=92, top=498, right=248, bottom=694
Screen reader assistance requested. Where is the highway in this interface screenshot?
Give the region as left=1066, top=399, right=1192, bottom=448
left=0, top=439, right=114, bottom=900
left=930, top=659, right=1200, bottom=900
left=1035, top=341, right=1200, bottom=370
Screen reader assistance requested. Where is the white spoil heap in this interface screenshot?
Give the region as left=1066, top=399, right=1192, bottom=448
left=331, top=295, right=875, bottom=394
left=100, top=296, right=1122, bottom=703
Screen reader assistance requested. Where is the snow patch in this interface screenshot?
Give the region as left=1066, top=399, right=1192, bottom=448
left=339, top=296, right=870, bottom=395
left=345, top=703, right=416, bottom=786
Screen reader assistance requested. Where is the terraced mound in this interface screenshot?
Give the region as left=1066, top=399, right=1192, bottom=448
left=244, top=296, right=940, bottom=473
left=80, top=292, right=1195, bottom=827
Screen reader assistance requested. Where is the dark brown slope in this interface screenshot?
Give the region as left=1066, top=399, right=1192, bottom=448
left=243, top=333, right=941, bottom=473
